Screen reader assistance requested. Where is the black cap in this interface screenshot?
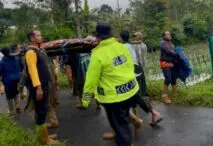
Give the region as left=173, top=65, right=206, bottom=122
left=95, top=23, right=112, bottom=39
left=10, top=45, right=20, bottom=56
left=1, top=47, right=10, bottom=56
left=120, top=31, right=130, bottom=42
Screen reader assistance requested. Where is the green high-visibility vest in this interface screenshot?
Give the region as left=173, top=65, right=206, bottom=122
left=83, top=38, right=139, bottom=104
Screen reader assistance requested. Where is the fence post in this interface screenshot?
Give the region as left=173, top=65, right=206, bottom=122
left=208, top=35, right=213, bottom=74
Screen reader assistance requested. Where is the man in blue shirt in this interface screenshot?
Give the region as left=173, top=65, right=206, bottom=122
left=0, top=45, right=23, bottom=115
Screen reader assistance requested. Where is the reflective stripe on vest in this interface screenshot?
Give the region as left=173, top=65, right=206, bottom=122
left=116, top=80, right=136, bottom=94
left=97, top=79, right=136, bottom=95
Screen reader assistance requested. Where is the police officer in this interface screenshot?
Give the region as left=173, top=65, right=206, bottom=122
left=81, top=23, right=139, bottom=146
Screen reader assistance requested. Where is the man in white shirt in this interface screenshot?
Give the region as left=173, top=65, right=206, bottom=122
left=132, top=32, right=147, bottom=72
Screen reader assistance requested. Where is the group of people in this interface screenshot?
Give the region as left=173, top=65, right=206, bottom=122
left=0, top=22, right=179, bottom=146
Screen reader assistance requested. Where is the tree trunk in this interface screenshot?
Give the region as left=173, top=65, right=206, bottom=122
left=116, top=0, right=122, bottom=31
left=50, top=0, right=55, bottom=26
left=74, top=0, right=81, bottom=38
left=65, top=0, right=69, bottom=21
left=165, top=0, right=171, bottom=30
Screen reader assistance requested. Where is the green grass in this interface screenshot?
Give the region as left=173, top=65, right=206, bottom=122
left=148, top=78, right=213, bottom=107
left=0, top=114, right=66, bottom=146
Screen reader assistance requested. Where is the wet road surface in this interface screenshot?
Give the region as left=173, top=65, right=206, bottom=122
left=1, top=90, right=213, bottom=146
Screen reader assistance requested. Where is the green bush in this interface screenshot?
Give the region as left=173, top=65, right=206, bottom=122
left=143, top=26, right=162, bottom=52
left=41, top=25, right=76, bottom=41
left=0, top=31, right=20, bottom=48
left=183, top=14, right=209, bottom=41
left=144, top=37, right=160, bottom=52
left=0, top=24, right=76, bottom=48
left=171, top=23, right=186, bottom=46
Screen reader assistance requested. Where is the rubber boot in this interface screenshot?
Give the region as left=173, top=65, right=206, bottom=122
left=0, top=82, right=4, bottom=95
left=103, top=131, right=115, bottom=140
left=7, top=99, right=15, bottom=116
left=14, top=96, right=22, bottom=113
left=36, top=124, right=59, bottom=145
left=20, top=91, right=27, bottom=100
left=47, top=107, right=59, bottom=129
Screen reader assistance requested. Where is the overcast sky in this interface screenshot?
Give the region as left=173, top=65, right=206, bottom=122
left=4, top=0, right=130, bottom=10
left=87, top=0, right=129, bottom=9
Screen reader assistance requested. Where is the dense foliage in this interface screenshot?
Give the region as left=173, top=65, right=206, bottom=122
left=0, top=0, right=213, bottom=49
left=129, top=0, right=213, bottom=50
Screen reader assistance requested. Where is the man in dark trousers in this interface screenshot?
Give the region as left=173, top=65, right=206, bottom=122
left=81, top=23, right=140, bottom=146
left=25, top=30, right=58, bottom=145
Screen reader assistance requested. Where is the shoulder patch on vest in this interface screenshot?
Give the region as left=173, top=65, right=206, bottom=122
left=113, top=55, right=127, bottom=66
